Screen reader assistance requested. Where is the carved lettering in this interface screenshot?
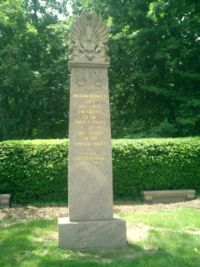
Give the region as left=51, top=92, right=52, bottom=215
left=75, top=155, right=105, bottom=161
left=74, top=120, right=106, bottom=125
left=73, top=93, right=108, bottom=99
left=75, top=141, right=106, bottom=147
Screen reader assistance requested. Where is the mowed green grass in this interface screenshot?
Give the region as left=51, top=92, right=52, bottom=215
left=0, top=208, right=200, bottom=267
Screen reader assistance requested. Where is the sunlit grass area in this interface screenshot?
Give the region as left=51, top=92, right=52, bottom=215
left=0, top=208, right=200, bottom=267
left=121, top=208, right=200, bottom=229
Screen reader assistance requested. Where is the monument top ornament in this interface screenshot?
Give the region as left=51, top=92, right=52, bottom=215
left=69, top=12, right=109, bottom=63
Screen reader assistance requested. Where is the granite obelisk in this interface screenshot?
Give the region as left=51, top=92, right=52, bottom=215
left=58, top=12, right=127, bottom=249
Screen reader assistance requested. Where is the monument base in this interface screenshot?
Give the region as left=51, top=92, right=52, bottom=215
left=58, top=217, right=127, bottom=249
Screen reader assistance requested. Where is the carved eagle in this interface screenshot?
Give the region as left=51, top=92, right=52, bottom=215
left=70, top=12, right=108, bottom=45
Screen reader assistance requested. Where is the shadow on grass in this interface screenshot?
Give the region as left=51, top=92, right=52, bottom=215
left=146, top=229, right=200, bottom=267
left=0, top=219, right=199, bottom=267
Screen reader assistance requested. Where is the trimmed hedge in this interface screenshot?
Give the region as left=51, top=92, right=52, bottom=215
left=0, top=138, right=200, bottom=203
left=0, top=140, right=68, bottom=203
left=112, top=138, right=200, bottom=198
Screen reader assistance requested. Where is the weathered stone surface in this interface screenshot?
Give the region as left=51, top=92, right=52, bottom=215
left=0, top=194, right=10, bottom=208
left=142, top=190, right=196, bottom=203
left=68, top=64, right=113, bottom=221
left=68, top=14, right=113, bottom=222
left=58, top=12, right=127, bottom=249
left=58, top=217, right=127, bottom=249
left=70, top=12, right=109, bottom=63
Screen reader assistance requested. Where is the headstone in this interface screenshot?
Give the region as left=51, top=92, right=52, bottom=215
left=58, top=12, right=127, bottom=249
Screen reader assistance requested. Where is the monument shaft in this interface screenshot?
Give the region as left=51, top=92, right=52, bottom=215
left=68, top=63, right=113, bottom=221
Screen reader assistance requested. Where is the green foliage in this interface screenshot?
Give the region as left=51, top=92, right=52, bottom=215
left=0, top=0, right=70, bottom=140
left=0, top=140, right=68, bottom=203
left=0, top=138, right=200, bottom=203
left=0, top=0, right=200, bottom=139
left=71, top=0, right=200, bottom=138
left=113, top=137, right=200, bottom=198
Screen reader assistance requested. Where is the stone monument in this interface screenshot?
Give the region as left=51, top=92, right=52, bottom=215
left=58, top=12, right=127, bottom=249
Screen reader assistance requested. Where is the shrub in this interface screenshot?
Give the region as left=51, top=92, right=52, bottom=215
left=0, top=138, right=200, bottom=203
left=112, top=138, right=200, bottom=198
left=0, top=140, right=68, bottom=203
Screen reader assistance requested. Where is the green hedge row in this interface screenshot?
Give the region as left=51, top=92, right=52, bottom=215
left=0, top=138, right=200, bottom=203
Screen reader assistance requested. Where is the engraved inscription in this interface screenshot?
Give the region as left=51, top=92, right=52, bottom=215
left=73, top=93, right=108, bottom=99
left=75, top=155, right=105, bottom=161
left=70, top=91, right=110, bottom=163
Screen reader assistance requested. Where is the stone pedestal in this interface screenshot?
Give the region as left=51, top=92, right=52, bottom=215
left=58, top=13, right=126, bottom=249
left=58, top=218, right=126, bottom=249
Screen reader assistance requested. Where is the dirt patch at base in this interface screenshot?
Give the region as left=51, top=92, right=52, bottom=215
left=0, top=206, right=68, bottom=225
left=0, top=198, right=199, bottom=225
left=114, top=198, right=200, bottom=213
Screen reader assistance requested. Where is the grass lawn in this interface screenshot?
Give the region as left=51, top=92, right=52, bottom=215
left=0, top=206, right=200, bottom=267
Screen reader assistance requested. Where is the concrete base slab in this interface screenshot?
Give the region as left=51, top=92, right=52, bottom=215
left=58, top=217, right=127, bottom=249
